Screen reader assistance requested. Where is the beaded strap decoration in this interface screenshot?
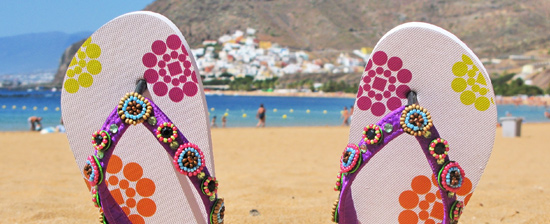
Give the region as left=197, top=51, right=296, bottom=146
left=438, top=161, right=465, bottom=194
left=400, top=104, right=433, bottom=136
left=429, top=138, right=450, bottom=165
left=174, top=143, right=206, bottom=177
left=450, top=201, right=464, bottom=224
left=92, top=130, right=111, bottom=151
left=117, top=92, right=152, bottom=125
left=210, top=198, right=225, bottom=224
left=362, top=124, right=383, bottom=145
left=340, top=144, right=362, bottom=174
left=82, top=92, right=222, bottom=224
left=333, top=104, right=466, bottom=224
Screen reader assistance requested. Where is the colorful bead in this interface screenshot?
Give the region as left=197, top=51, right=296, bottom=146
left=173, top=143, right=206, bottom=177
left=84, top=155, right=103, bottom=186
left=450, top=201, right=464, bottom=223
left=334, top=173, right=343, bottom=191
left=91, top=130, right=111, bottom=151
left=438, top=161, right=465, bottom=193
left=201, top=176, right=219, bottom=197
left=147, top=116, right=157, bottom=126
left=198, top=172, right=206, bottom=180
left=210, top=198, right=225, bottom=224
left=96, top=150, right=104, bottom=159
left=340, top=144, right=362, bottom=174
left=331, top=198, right=339, bottom=223
left=359, top=144, right=367, bottom=154
left=383, top=123, right=393, bottom=133
left=423, top=130, right=432, bottom=138
left=170, top=141, right=180, bottom=150
left=400, top=104, right=433, bottom=136
left=117, top=92, right=153, bottom=125
left=156, top=122, right=178, bottom=144
left=362, top=124, right=383, bottom=145
left=109, top=124, right=118, bottom=134
left=429, top=138, right=449, bottom=165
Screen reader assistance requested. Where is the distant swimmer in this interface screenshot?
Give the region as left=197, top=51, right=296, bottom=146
left=222, top=115, right=227, bottom=128
left=341, top=106, right=350, bottom=126
left=28, top=116, right=42, bottom=131
left=211, top=116, right=218, bottom=128
left=256, top=104, right=266, bottom=127
left=545, top=111, right=550, bottom=119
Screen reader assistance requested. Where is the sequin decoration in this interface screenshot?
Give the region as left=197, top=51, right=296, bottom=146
left=84, top=155, right=103, bottom=186
left=156, top=122, right=178, bottom=143
left=331, top=198, right=339, bottom=223
left=117, top=92, right=152, bottom=125
left=334, top=172, right=343, bottom=191
left=429, top=138, right=449, bottom=164
left=340, top=144, right=362, bottom=174
left=363, top=124, right=383, bottom=145
left=438, top=161, right=465, bottom=193
left=400, top=104, right=433, bottom=136
left=202, top=176, right=219, bottom=197
left=173, top=143, right=206, bottom=176
left=92, top=130, right=111, bottom=151
left=210, top=198, right=225, bottom=224
left=450, top=200, right=464, bottom=223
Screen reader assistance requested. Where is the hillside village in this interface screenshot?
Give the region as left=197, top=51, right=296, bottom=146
left=192, top=28, right=366, bottom=84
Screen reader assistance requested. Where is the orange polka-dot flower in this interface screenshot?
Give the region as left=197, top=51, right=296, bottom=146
left=106, top=154, right=157, bottom=221
left=398, top=174, right=473, bottom=224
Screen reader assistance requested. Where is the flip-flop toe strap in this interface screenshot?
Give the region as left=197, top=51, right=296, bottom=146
left=337, top=105, right=464, bottom=224
left=84, top=92, right=218, bottom=224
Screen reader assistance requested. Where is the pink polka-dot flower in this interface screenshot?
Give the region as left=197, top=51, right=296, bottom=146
left=143, top=35, right=199, bottom=102
left=356, top=51, right=412, bottom=116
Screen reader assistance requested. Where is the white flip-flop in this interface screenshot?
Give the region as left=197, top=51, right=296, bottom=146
left=61, top=11, right=223, bottom=224
left=332, top=22, right=496, bottom=224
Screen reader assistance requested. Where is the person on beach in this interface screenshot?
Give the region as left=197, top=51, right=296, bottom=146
left=341, top=106, right=350, bottom=126
left=211, top=116, right=218, bottom=128
left=28, top=116, right=42, bottom=131
left=256, top=104, right=266, bottom=127
left=222, top=115, right=227, bottom=128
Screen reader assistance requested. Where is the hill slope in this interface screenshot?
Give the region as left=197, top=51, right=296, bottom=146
left=144, top=0, right=550, bottom=57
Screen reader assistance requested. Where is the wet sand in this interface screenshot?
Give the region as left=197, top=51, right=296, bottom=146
left=0, top=124, right=549, bottom=223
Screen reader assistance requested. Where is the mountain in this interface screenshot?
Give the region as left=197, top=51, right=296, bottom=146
left=0, top=31, right=92, bottom=74
left=143, top=0, right=550, bottom=57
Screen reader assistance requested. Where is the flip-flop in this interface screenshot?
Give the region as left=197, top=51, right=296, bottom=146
left=332, top=22, right=496, bottom=224
left=61, top=11, right=224, bottom=224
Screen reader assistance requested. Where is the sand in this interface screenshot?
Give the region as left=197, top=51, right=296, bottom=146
left=1, top=124, right=549, bottom=224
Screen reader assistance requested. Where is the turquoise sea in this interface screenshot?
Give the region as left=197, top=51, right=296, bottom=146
left=0, top=90, right=549, bottom=131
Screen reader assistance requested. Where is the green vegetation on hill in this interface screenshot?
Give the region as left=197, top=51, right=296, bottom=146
left=491, top=73, right=544, bottom=96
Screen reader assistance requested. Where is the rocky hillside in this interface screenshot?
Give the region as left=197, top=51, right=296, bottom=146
left=52, top=0, right=550, bottom=88
left=145, top=0, right=550, bottom=57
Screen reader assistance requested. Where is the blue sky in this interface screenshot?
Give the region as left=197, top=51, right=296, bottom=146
left=0, top=1, right=155, bottom=37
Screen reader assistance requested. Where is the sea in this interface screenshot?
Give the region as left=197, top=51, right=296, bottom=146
left=0, top=89, right=548, bottom=131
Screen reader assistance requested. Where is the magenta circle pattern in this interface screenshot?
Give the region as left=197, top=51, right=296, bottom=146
left=143, top=34, right=199, bottom=102
left=356, top=51, right=412, bottom=116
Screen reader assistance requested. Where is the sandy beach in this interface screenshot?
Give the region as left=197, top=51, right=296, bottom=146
left=0, top=124, right=549, bottom=223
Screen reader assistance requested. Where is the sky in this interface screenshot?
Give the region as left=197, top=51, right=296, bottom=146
left=0, top=1, right=155, bottom=37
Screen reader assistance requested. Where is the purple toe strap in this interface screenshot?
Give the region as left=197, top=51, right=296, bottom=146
left=89, top=96, right=215, bottom=224
left=338, top=105, right=457, bottom=224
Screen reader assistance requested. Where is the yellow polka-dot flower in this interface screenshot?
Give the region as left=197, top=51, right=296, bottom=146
left=64, top=37, right=102, bottom=94
left=451, top=54, right=493, bottom=111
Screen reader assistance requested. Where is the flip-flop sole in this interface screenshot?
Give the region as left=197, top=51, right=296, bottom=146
left=342, top=22, right=496, bottom=223
left=61, top=11, right=214, bottom=223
